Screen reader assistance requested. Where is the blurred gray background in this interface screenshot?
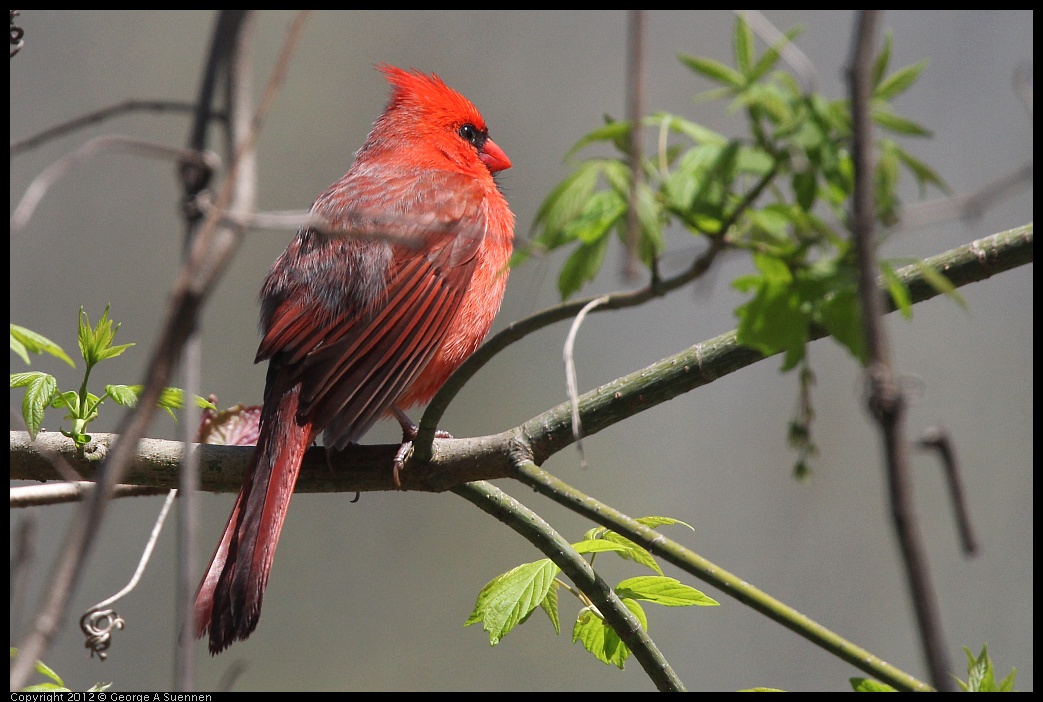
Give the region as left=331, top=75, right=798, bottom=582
left=10, top=10, right=1032, bottom=692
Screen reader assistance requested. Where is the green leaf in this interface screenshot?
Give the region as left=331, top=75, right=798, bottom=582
left=539, top=580, right=561, bottom=635
left=876, top=138, right=902, bottom=222
left=738, top=82, right=793, bottom=125
left=50, top=390, right=81, bottom=413
left=558, top=234, right=611, bottom=300
left=630, top=181, right=665, bottom=265
left=734, top=14, right=754, bottom=75
left=572, top=602, right=637, bottom=669
left=22, top=684, right=72, bottom=693
left=997, top=666, right=1018, bottom=692
left=156, top=387, right=188, bottom=418
left=734, top=255, right=810, bottom=371
left=585, top=530, right=662, bottom=575
left=112, top=385, right=215, bottom=416
left=748, top=205, right=796, bottom=248
left=749, top=26, right=804, bottom=83
left=78, top=305, right=134, bottom=367
left=10, top=648, right=65, bottom=689
left=531, top=160, right=602, bottom=248
left=874, top=60, right=927, bottom=101
left=792, top=170, right=817, bottom=211
left=911, top=260, right=966, bottom=310
left=893, top=144, right=949, bottom=196
left=565, top=189, right=626, bottom=244
left=964, top=645, right=993, bottom=692
left=10, top=324, right=75, bottom=367
left=10, top=336, right=28, bottom=365
left=106, top=384, right=140, bottom=407
left=958, top=644, right=1015, bottom=692
left=571, top=539, right=630, bottom=555
left=21, top=373, right=57, bottom=439
left=663, top=144, right=724, bottom=220
left=565, top=120, right=632, bottom=160
left=872, top=31, right=893, bottom=90
left=465, top=559, right=559, bottom=645
left=850, top=677, right=897, bottom=692
left=615, top=575, right=719, bottom=607
left=688, top=141, right=742, bottom=222
left=872, top=107, right=932, bottom=137
left=679, top=53, right=745, bottom=89
left=818, top=286, right=867, bottom=365
left=10, top=370, right=47, bottom=388
left=644, top=112, right=727, bottom=146
left=879, top=261, right=912, bottom=319
left=635, top=515, right=695, bottom=531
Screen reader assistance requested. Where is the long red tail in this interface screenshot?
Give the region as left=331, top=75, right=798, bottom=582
left=194, top=379, right=315, bottom=654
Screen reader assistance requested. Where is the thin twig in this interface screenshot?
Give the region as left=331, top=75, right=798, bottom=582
left=195, top=202, right=428, bottom=248
left=563, top=296, right=610, bottom=469
left=10, top=100, right=217, bottom=157
left=896, top=162, right=1033, bottom=231
left=11, top=482, right=168, bottom=507
left=918, top=426, right=978, bottom=556
left=80, top=489, right=178, bottom=660
left=9, top=135, right=219, bottom=235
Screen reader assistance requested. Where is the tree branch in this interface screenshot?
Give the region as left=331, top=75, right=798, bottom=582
left=12, top=223, right=1032, bottom=497
left=848, top=10, right=952, bottom=690
left=508, top=458, right=931, bottom=691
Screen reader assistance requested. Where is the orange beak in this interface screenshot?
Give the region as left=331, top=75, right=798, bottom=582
left=479, top=137, right=512, bottom=173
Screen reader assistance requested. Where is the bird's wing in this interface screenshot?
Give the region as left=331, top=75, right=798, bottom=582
left=257, top=168, right=488, bottom=448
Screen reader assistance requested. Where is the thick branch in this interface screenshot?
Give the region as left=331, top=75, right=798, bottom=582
left=11, top=224, right=1032, bottom=497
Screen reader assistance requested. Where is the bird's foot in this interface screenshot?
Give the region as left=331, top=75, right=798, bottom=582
left=391, top=406, right=452, bottom=488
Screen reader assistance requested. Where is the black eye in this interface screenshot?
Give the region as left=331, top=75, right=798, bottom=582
left=458, top=123, right=485, bottom=149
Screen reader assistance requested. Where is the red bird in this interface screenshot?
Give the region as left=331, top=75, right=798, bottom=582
left=194, top=65, right=514, bottom=654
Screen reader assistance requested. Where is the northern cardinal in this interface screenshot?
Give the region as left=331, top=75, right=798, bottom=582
left=194, top=65, right=514, bottom=654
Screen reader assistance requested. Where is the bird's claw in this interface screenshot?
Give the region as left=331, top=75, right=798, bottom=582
left=391, top=405, right=452, bottom=488
left=392, top=440, right=412, bottom=489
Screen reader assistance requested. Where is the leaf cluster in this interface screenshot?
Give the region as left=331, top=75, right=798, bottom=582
left=523, top=17, right=948, bottom=373
left=465, top=516, right=717, bottom=669
left=10, top=305, right=214, bottom=447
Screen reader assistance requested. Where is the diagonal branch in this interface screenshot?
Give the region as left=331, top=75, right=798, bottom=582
left=454, top=480, right=687, bottom=692
left=508, top=458, right=931, bottom=691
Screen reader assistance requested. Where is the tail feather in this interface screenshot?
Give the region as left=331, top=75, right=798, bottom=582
left=194, top=380, right=314, bottom=654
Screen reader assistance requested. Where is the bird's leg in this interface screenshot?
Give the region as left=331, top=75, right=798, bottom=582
left=391, top=405, right=453, bottom=488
